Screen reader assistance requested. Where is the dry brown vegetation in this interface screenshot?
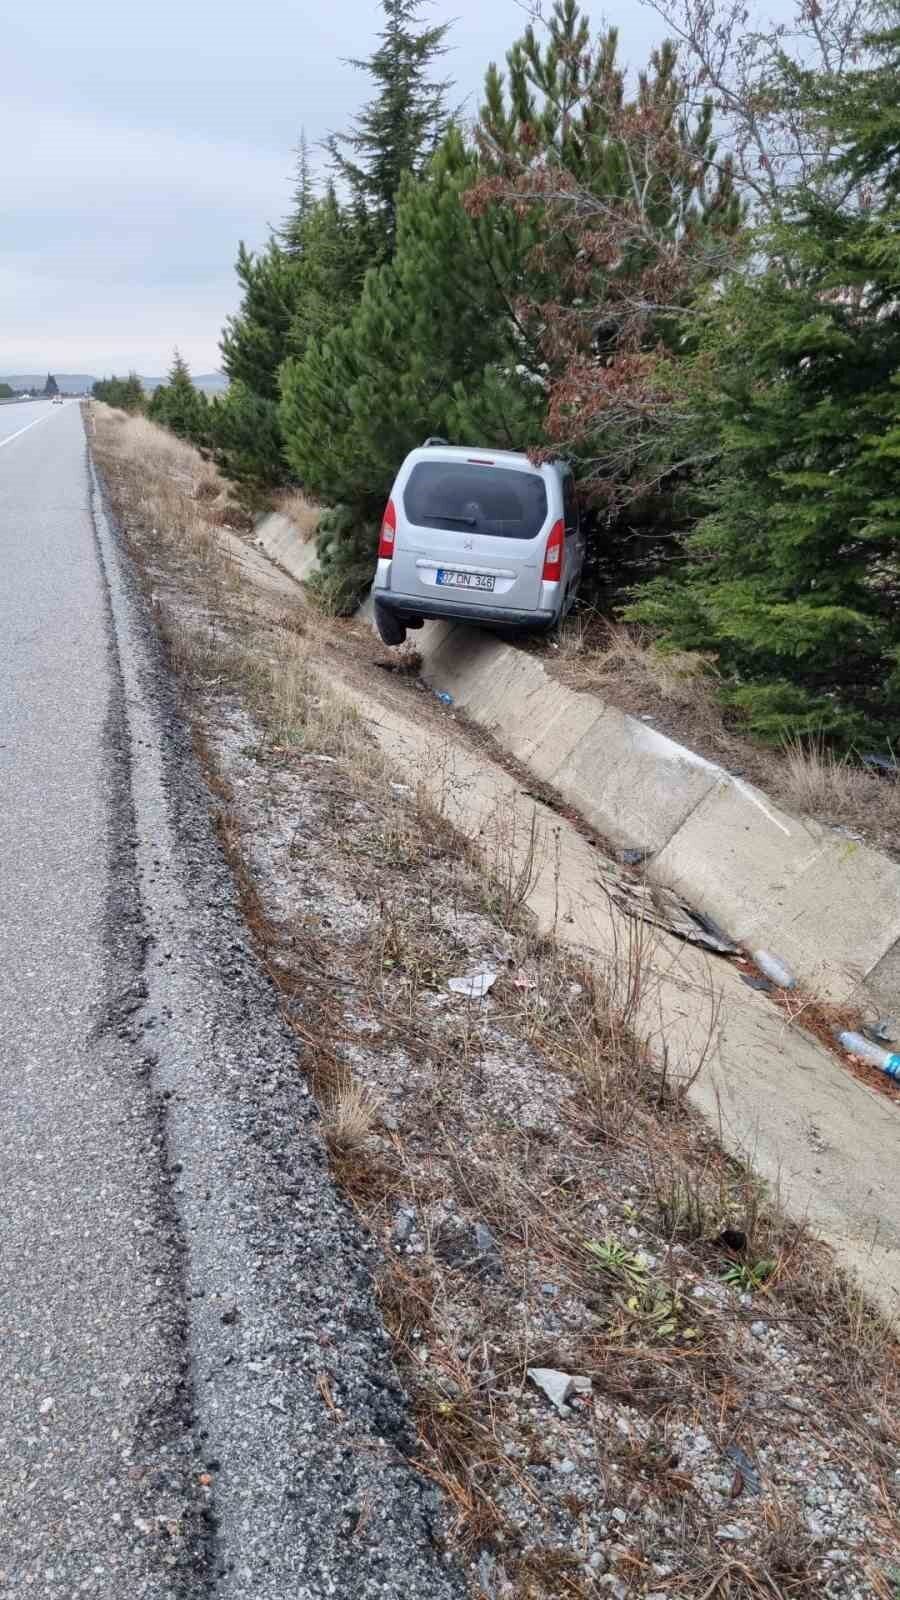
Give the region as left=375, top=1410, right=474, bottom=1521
left=273, top=487, right=321, bottom=543
left=551, top=619, right=900, bottom=857
left=90, top=403, right=900, bottom=1600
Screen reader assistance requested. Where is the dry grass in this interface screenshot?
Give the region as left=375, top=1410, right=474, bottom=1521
left=92, top=402, right=250, bottom=548
left=559, top=619, right=720, bottom=710
left=91, top=405, right=900, bottom=1600
left=274, top=488, right=321, bottom=543
left=477, top=799, right=547, bottom=929
left=320, top=1072, right=382, bottom=1155
left=781, top=732, right=900, bottom=834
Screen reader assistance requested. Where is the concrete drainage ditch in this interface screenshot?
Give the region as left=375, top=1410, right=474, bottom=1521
left=250, top=511, right=900, bottom=1320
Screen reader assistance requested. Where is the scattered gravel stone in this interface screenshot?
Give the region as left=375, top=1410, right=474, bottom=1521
left=393, top=1207, right=416, bottom=1243
left=475, top=1221, right=500, bottom=1256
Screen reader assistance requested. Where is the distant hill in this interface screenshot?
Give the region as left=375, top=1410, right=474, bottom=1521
left=1, top=374, right=95, bottom=394
left=0, top=372, right=229, bottom=396
left=140, top=373, right=229, bottom=395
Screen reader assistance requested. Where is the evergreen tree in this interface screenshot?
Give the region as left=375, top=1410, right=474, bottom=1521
left=286, top=186, right=374, bottom=359
left=92, top=373, right=145, bottom=412
left=279, top=127, right=537, bottom=520
left=218, top=239, right=306, bottom=483
left=210, top=379, right=285, bottom=492
left=472, top=1, right=742, bottom=504
left=327, top=0, right=453, bottom=260
left=631, top=21, right=900, bottom=741
left=149, top=351, right=207, bottom=443
left=122, top=371, right=145, bottom=412
left=220, top=240, right=303, bottom=401
left=477, top=0, right=621, bottom=181
left=280, top=4, right=742, bottom=605
left=44, top=374, right=59, bottom=397
left=279, top=130, right=316, bottom=257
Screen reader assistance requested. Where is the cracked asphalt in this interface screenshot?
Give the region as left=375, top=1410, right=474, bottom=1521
left=0, top=401, right=466, bottom=1599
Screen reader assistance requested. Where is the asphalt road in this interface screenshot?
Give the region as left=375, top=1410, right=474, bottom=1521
left=0, top=397, right=175, bottom=1599
left=0, top=397, right=67, bottom=449
left=0, top=406, right=465, bottom=1598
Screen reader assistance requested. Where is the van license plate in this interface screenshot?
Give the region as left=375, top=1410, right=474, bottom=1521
left=436, top=570, right=495, bottom=591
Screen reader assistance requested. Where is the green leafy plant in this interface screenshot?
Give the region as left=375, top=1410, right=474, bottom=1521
left=723, top=1258, right=776, bottom=1294
left=583, top=1237, right=648, bottom=1282
left=584, top=1238, right=697, bottom=1342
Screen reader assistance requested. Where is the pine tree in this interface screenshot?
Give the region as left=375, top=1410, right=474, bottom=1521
left=149, top=351, right=207, bottom=443
left=210, top=379, right=285, bottom=491
left=217, top=238, right=306, bottom=483
left=44, top=374, right=59, bottom=397
left=327, top=0, right=453, bottom=259
left=279, top=4, right=742, bottom=604
left=472, top=1, right=742, bottom=502
left=123, top=372, right=145, bottom=412
left=280, top=130, right=316, bottom=257
left=286, top=186, right=374, bottom=359
left=631, top=21, right=900, bottom=741
left=91, top=373, right=145, bottom=412
left=279, top=127, right=536, bottom=519
left=220, top=240, right=303, bottom=402
left=477, top=0, right=620, bottom=181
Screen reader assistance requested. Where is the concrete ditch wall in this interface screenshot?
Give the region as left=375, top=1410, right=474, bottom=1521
left=415, top=621, right=900, bottom=1010
left=253, top=512, right=321, bottom=585
left=253, top=512, right=900, bottom=1009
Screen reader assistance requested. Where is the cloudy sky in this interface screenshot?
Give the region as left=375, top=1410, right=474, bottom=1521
left=2, top=0, right=669, bottom=377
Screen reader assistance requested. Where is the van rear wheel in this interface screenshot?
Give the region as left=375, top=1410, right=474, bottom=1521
left=374, top=601, right=407, bottom=647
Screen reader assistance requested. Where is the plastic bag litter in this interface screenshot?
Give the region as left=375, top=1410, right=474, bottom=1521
left=753, top=949, right=796, bottom=989
left=527, top=1367, right=592, bottom=1416
left=447, top=970, right=497, bottom=1000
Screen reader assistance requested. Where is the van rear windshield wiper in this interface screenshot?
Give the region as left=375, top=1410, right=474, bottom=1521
left=432, top=512, right=477, bottom=527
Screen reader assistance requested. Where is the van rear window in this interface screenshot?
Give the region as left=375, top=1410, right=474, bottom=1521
left=404, top=461, right=548, bottom=540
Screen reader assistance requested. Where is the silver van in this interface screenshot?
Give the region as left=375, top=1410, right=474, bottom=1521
left=372, top=442, right=586, bottom=646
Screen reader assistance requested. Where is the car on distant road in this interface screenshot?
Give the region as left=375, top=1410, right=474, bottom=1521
left=372, top=441, right=586, bottom=647
left=51, top=395, right=64, bottom=405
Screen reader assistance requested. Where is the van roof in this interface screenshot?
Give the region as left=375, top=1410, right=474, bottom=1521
left=408, top=443, right=559, bottom=473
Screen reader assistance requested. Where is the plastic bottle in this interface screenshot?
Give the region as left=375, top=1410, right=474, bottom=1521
left=752, top=950, right=797, bottom=990
left=837, top=1031, right=900, bottom=1081
left=434, top=690, right=454, bottom=706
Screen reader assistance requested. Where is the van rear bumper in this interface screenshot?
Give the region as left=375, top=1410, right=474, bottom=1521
left=376, top=594, right=556, bottom=629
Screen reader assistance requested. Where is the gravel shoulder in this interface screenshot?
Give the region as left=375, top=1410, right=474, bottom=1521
left=86, top=426, right=468, bottom=1597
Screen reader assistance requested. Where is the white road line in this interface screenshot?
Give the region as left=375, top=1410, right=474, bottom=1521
left=0, top=408, right=57, bottom=453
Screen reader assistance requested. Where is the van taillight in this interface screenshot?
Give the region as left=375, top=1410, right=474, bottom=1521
left=542, top=519, right=564, bottom=582
left=378, top=498, right=397, bottom=559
